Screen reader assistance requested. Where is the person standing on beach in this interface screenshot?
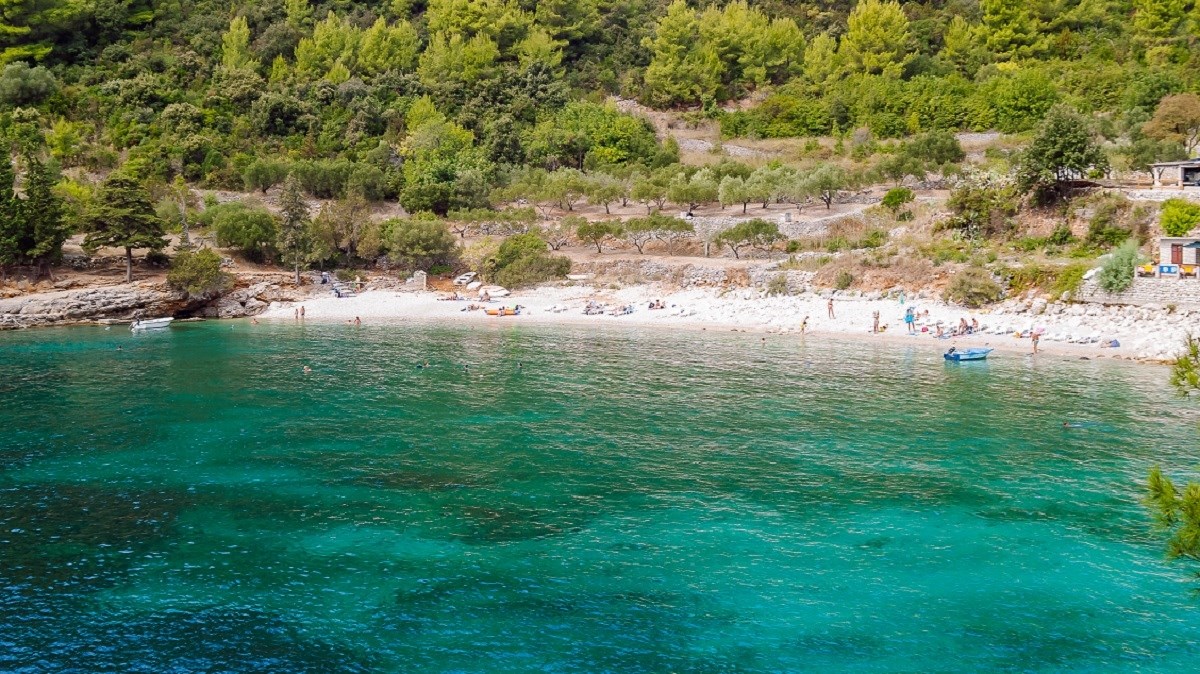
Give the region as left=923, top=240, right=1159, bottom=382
left=1031, top=331, right=1040, bottom=354
left=827, top=298, right=835, bottom=319
left=872, top=311, right=880, bottom=334
left=800, top=316, right=808, bottom=334
left=300, top=305, right=306, bottom=319
left=905, top=307, right=915, bottom=335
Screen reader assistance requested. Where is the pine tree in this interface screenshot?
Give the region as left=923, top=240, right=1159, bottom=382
left=0, top=145, right=21, bottom=279
left=83, top=172, right=166, bottom=282
left=221, top=16, right=257, bottom=72
left=839, top=0, right=911, bottom=77
left=277, top=174, right=311, bottom=285
left=981, top=0, right=1043, bottom=61
left=21, top=154, right=67, bottom=279
left=643, top=0, right=721, bottom=106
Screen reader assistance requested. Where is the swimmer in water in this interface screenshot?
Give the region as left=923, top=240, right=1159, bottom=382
left=303, top=366, right=312, bottom=374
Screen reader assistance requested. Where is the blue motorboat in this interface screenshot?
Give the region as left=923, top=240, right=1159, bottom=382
left=944, top=347, right=992, bottom=362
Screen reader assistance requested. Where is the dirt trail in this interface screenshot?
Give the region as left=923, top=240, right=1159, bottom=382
left=611, top=97, right=771, bottom=159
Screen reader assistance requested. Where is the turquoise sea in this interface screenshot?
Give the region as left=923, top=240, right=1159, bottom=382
left=2, top=321, right=1199, bottom=672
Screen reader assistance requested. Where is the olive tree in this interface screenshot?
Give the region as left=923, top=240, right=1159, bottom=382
left=714, top=218, right=782, bottom=259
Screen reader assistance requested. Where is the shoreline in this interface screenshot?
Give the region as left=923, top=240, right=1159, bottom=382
left=259, top=286, right=1171, bottom=364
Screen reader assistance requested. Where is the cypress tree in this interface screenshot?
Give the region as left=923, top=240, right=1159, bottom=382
left=276, top=173, right=311, bottom=285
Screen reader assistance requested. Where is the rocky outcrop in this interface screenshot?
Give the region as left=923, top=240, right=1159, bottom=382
left=0, top=279, right=302, bottom=329
left=196, top=281, right=300, bottom=319
left=0, top=283, right=193, bottom=329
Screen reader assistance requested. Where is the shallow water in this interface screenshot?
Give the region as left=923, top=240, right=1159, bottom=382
left=1, top=321, right=1198, bottom=672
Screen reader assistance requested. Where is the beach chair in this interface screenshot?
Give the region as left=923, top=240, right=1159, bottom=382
left=1181, top=265, right=1198, bottom=279
left=1137, top=263, right=1157, bottom=277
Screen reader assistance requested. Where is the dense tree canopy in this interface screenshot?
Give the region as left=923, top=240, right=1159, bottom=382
left=0, top=0, right=1196, bottom=286
left=0, top=0, right=1192, bottom=202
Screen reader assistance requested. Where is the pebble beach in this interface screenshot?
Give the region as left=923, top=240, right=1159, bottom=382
left=261, top=284, right=1190, bottom=362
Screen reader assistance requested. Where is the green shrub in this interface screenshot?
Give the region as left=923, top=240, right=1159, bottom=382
left=1086, top=193, right=1136, bottom=246
left=1013, top=236, right=1046, bottom=252
left=212, top=202, right=278, bottom=262
left=944, top=267, right=1003, bottom=307
left=291, top=159, right=355, bottom=198
left=943, top=175, right=1018, bottom=238
left=1051, top=262, right=1089, bottom=299
left=1048, top=223, right=1074, bottom=246
left=0, top=62, right=58, bottom=106
left=922, top=237, right=972, bottom=265
left=346, top=164, right=390, bottom=201
left=1160, top=199, right=1200, bottom=237
left=242, top=159, right=288, bottom=194
left=145, top=250, right=171, bottom=267
left=826, top=236, right=850, bottom=252
left=494, top=252, right=570, bottom=288
left=860, top=229, right=887, bottom=248
left=386, top=218, right=460, bottom=270
left=495, top=233, right=548, bottom=269
left=167, top=248, right=232, bottom=298
left=835, top=270, right=853, bottom=290
left=1098, top=239, right=1139, bottom=293
left=766, top=274, right=790, bottom=296
left=882, top=187, right=915, bottom=217
left=1005, top=264, right=1054, bottom=293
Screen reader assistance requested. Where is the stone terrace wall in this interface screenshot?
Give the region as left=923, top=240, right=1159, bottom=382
left=1121, top=189, right=1200, bottom=203
left=1078, top=276, right=1200, bottom=308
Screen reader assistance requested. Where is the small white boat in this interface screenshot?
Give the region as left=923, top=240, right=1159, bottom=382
left=130, top=317, right=174, bottom=331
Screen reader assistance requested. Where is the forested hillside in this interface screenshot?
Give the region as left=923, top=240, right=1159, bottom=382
left=1, top=0, right=1198, bottom=284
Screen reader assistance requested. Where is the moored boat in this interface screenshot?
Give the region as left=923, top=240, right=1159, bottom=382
left=944, top=347, right=992, bottom=362
left=130, top=317, right=174, bottom=331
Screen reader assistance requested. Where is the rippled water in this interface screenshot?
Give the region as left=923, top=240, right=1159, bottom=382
left=2, top=321, right=1199, bottom=672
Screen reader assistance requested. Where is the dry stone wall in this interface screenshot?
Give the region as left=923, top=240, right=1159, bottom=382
left=1077, top=276, right=1200, bottom=308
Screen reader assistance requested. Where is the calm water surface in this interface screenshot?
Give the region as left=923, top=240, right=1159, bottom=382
left=1, top=321, right=1198, bottom=672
